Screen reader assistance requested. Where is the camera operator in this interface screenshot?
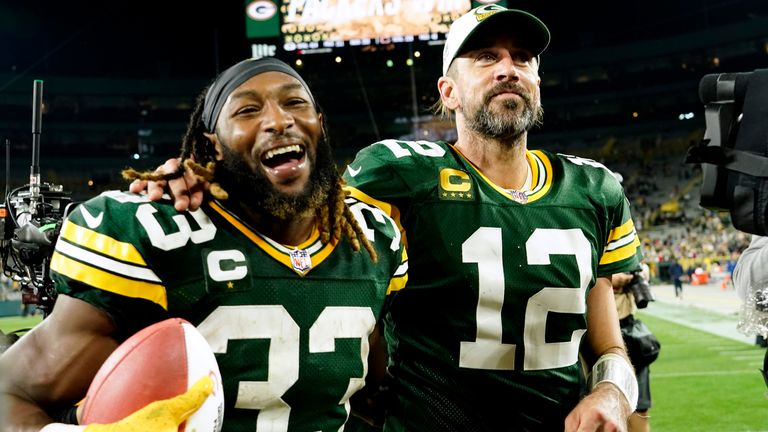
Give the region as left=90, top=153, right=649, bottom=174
left=732, top=235, right=768, bottom=349
left=612, top=262, right=655, bottom=432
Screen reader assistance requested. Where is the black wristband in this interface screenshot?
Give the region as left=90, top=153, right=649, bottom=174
left=54, top=405, right=79, bottom=425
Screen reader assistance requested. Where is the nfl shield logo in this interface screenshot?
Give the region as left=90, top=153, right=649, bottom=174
left=290, top=248, right=312, bottom=273
left=508, top=189, right=528, bottom=204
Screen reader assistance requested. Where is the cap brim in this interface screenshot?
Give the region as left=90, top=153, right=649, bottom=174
left=456, top=9, right=550, bottom=59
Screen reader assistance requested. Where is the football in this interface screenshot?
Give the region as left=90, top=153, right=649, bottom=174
left=80, top=318, right=224, bottom=431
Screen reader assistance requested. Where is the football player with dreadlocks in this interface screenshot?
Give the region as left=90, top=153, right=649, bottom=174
left=0, top=57, right=407, bottom=432
left=142, top=6, right=643, bottom=431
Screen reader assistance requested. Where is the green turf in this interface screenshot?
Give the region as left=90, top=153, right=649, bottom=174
left=637, top=311, right=768, bottom=432
left=0, top=315, right=43, bottom=335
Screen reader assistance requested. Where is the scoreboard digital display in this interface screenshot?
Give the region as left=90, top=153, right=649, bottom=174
left=281, top=0, right=470, bottom=50
left=246, top=0, right=473, bottom=52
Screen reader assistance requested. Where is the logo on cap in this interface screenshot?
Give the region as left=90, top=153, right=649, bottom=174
left=473, top=4, right=506, bottom=22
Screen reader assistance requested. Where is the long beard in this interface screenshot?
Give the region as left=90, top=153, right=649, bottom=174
left=215, top=136, right=337, bottom=220
left=465, top=83, right=544, bottom=142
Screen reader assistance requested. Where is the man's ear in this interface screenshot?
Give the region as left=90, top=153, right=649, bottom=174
left=438, top=76, right=460, bottom=111
left=203, top=132, right=224, bottom=161
left=317, top=112, right=328, bottom=140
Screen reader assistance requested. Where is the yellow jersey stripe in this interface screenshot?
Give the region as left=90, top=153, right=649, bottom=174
left=387, top=274, right=408, bottom=294
left=50, top=252, right=168, bottom=309
left=607, top=219, right=636, bottom=244
left=59, top=220, right=147, bottom=266
left=387, top=248, right=409, bottom=294
left=527, top=150, right=540, bottom=191
left=526, top=150, right=553, bottom=201
left=344, top=185, right=408, bottom=248
left=55, top=240, right=160, bottom=283
left=344, top=186, right=403, bottom=225
left=599, top=236, right=641, bottom=265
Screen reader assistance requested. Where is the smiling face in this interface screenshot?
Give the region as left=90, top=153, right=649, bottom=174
left=440, top=32, right=543, bottom=142
left=206, top=71, right=336, bottom=220
left=209, top=71, right=323, bottom=194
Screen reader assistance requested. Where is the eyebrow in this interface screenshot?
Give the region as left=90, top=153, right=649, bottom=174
left=229, top=83, right=307, bottom=101
left=463, top=35, right=531, bottom=54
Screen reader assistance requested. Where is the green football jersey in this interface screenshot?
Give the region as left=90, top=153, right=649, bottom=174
left=343, top=140, right=641, bottom=431
left=50, top=190, right=408, bottom=432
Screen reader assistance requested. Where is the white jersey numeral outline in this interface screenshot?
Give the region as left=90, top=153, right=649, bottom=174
left=460, top=227, right=590, bottom=371
left=198, top=305, right=375, bottom=432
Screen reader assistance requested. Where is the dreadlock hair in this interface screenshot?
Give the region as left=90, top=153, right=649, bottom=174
left=122, top=85, right=377, bottom=263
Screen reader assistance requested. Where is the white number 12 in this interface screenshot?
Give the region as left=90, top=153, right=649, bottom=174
left=459, top=227, right=591, bottom=371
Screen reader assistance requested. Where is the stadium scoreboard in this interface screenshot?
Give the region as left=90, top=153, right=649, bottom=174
left=245, top=0, right=507, bottom=55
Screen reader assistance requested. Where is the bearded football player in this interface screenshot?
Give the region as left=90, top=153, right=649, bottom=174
left=0, top=57, right=408, bottom=432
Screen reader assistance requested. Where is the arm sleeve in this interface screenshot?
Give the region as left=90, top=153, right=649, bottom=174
left=343, top=141, right=417, bottom=213
left=597, top=195, right=642, bottom=277
left=50, top=195, right=170, bottom=339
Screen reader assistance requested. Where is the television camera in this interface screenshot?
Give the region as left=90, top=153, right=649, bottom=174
left=685, top=68, right=768, bottom=388
left=0, top=80, right=75, bottom=320
left=685, top=69, right=768, bottom=235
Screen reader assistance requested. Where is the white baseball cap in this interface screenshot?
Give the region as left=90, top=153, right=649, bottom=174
left=442, top=4, right=550, bottom=76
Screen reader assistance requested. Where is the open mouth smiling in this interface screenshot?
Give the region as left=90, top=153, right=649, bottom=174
left=260, top=144, right=307, bottom=175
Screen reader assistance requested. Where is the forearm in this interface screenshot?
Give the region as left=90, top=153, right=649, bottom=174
left=568, top=277, right=635, bottom=430
left=565, top=353, right=636, bottom=432
left=587, top=277, right=627, bottom=357
left=0, top=297, right=118, bottom=431
left=4, top=392, right=61, bottom=432
left=2, top=342, right=77, bottom=431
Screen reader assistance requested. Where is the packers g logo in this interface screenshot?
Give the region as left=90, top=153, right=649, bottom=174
left=474, top=4, right=506, bottom=22
left=439, top=168, right=474, bottom=201
left=246, top=0, right=277, bottom=21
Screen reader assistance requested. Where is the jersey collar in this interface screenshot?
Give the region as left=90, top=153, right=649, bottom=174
left=207, top=200, right=338, bottom=276
left=452, top=146, right=554, bottom=203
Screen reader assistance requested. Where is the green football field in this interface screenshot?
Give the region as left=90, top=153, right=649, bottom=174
left=635, top=311, right=768, bottom=432
left=0, top=315, right=43, bottom=337
left=1, top=313, right=767, bottom=431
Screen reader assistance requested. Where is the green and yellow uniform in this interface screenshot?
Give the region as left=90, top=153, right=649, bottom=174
left=344, top=140, right=640, bottom=431
left=51, top=191, right=408, bottom=432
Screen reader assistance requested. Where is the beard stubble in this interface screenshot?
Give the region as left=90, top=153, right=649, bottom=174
left=215, top=136, right=337, bottom=220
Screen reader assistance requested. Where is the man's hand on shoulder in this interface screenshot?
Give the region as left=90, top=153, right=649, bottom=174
left=128, top=158, right=206, bottom=212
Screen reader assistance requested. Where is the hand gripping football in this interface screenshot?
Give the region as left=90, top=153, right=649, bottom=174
left=80, top=318, right=224, bottom=431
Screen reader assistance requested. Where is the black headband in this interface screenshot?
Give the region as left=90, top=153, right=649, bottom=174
left=202, top=57, right=317, bottom=131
